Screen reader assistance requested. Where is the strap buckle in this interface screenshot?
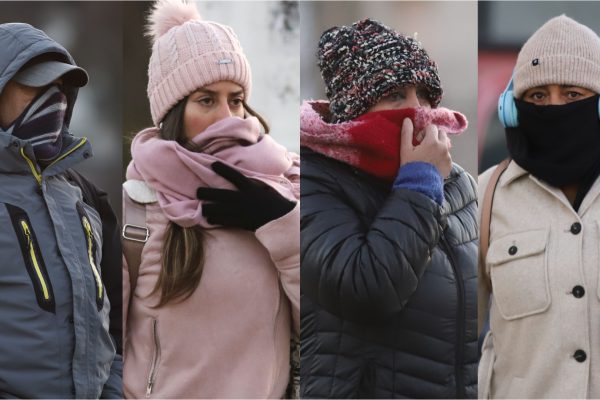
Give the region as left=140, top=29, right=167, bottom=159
left=122, top=224, right=149, bottom=243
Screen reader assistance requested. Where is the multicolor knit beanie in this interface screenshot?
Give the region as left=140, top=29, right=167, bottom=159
left=146, top=0, right=252, bottom=126
left=318, top=18, right=442, bottom=122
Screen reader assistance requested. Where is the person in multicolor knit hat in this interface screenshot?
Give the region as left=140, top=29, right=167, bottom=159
left=300, top=18, right=478, bottom=399
left=318, top=18, right=443, bottom=123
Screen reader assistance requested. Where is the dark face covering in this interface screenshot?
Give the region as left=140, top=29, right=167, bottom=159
left=506, top=95, right=600, bottom=209
left=3, top=85, right=67, bottom=164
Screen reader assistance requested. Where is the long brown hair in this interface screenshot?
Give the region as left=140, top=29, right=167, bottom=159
left=152, top=96, right=269, bottom=307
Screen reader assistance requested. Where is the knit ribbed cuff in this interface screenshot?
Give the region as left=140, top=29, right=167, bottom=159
left=393, top=162, right=444, bottom=205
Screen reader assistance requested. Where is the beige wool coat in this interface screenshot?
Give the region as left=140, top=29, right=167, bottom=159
left=478, top=160, right=600, bottom=399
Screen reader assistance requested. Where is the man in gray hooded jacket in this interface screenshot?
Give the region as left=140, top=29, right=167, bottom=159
left=0, top=23, right=122, bottom=398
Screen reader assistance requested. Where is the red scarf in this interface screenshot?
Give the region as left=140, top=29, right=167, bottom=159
left=300, top=100, right=468, bottom=181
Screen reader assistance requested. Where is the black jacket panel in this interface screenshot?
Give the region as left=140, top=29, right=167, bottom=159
left=300, top=149, right=478, bottom=399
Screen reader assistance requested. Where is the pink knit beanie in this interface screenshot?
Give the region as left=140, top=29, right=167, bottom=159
left=146, top=0, right=252, bottom=126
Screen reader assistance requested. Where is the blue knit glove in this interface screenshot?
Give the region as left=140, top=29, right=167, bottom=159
left=393, top=162, right=444, bottom=205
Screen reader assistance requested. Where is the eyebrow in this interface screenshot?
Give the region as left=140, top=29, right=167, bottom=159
left=526, top=85, right=583, bottom=92
left=195, top=89, right=244, bottom=97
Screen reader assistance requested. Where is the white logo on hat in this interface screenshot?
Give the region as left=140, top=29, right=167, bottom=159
left=217, top=59, right=233, bottom=65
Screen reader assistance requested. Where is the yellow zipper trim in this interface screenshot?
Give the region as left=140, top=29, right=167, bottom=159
left=47, top=137, right=88, bottom=169
left=18, top=138, right=87, bottom=186
left=19, top=148, right=42, bottom=185
left=82, top=216, right=103, bottom=300
left=20, top=220, right=50, bottom=300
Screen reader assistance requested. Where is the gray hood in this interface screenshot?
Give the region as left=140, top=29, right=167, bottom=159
left=0, top=22, right=82, bottom=126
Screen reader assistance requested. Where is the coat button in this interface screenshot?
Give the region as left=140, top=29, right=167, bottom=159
left=508, top=245, right=518, bottom=255
left=572, top=285, right=585, bottom=298
left=574, top=349, right=587, bottom=362
left=570, top=222, right=581, bottom=235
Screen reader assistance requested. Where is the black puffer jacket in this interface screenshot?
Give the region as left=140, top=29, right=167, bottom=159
left=300, top=148, right=478, bottom=399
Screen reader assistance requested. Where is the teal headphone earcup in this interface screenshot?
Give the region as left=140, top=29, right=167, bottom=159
left=498, top=89, right=518, bottom=128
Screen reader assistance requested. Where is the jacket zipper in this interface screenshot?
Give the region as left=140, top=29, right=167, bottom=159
left=20, top=148, right=42, bottom=185
left=81, top=215, right=103, bottom=302
left=441, top=235, right=466, bottom=399
left=21, top=220, right=51, bottom=301
left=6, top=203, right=56, bottom=313
left=19, top=138, right=88, bottom=186
left=146, top=319, right=161, bottom=397
left=75, top=202, right=104, bottom=310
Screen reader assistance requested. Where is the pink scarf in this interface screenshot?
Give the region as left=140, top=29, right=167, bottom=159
left=300, top=100, right=468, bottom=181
left=127, top=116, right=299, bottom=228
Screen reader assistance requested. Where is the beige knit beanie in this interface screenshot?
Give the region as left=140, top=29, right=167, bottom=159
left=146, top=0, right=252, bottom=126
left=513, top=15, right=600, bottom=99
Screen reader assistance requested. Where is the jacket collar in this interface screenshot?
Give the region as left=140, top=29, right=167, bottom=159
left=500, top=159, right=600, bottom=216
left=0, top=130, right=91, bottom=179
left=499, top=160, right=529, bottom=188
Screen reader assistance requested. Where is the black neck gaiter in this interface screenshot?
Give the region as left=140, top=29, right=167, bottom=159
left=506, top=95, right=600, bottom=205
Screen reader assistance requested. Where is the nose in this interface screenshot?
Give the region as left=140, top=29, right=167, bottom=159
left=215, top=101, right=233, bottom=121
left=547, top=91, right=564, bottom=105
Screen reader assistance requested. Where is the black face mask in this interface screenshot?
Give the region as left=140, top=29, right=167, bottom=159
left=506, top=94, right=600, bottom=188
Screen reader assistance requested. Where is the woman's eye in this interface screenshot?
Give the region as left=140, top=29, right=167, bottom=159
left=197, top=97, right=213, bottom=106
left=530, top=92, right=545, bottom=100
left=386, top=91, right=406, bottom=101
left=230, top=98, right=243, bottom=106
left=566, top=91, right=583, bottom=99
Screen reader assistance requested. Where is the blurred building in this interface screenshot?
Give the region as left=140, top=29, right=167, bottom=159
left=301, top=1, right=478, bottom=177
left=478, top=1, right=600, bottom=173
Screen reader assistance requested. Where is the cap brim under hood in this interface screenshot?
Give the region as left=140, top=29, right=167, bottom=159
left=13, top=60, right=88, bottom=88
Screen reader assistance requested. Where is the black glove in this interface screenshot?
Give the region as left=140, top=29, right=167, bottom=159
left=196, top=161, right=296, bottom=231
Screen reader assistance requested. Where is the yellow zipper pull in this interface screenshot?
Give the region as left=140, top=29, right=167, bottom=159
left=19, top=148, right=42, bottom=186
left=20, top=220, right=50, bottom=300
left=82, top=216, right=103, bottom=300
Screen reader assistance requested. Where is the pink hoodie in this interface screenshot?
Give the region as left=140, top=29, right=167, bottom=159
left=123, top=118, right=300, bottom=399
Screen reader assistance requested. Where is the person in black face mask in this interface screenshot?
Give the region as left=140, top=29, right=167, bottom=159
left=478, top=15, right=600, bottom=399
left=506, top=76, right=600, bottom=211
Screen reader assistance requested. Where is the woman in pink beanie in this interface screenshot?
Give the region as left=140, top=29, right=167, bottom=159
left=122, top=0, right=299, bottom=398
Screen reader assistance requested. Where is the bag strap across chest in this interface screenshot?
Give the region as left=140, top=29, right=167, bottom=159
left=479, top=158, right=510, bottom=283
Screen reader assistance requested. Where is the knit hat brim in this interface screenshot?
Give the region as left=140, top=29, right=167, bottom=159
left=513, top=15, right=600, bottom=98
left=149, top=51, right=251, bottom=125
left=318, top=18, right=442, bottom=122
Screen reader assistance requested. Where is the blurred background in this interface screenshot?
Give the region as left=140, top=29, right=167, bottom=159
left=0, top=2, right=123, bottom=215
left=301, top=1, right=478, bottom=178
left=123, top=1, right=300, bottom=176
left=478, top=1, right=600, bottom=173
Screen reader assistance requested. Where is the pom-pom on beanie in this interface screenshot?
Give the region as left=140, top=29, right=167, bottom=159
left=513, top=15, right=600, bottom=99
left=146, top=0, right=252, bottom=126
left=318, top=18, right=442, bottom=122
